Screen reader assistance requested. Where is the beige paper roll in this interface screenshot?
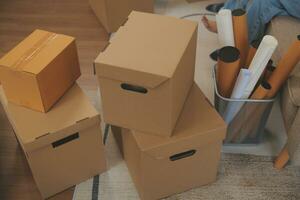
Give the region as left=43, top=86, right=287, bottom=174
left=267, top=35, right=300, bottom=98
left=245, top=39, right=260, bottom=68
left=232, top=9, right=248, bottom=68
left=251, top=81, right=272, bottom=99
left=217, top=46, right=241, bottom=98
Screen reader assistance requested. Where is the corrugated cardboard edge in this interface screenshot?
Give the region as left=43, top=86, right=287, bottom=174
left=134, top=126, right=226, bottom=159
left=0, top=85, right=101, bottom=153
left=24, top=115, right=101, bottom=152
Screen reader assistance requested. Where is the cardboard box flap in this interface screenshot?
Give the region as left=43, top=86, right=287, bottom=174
left=94, top=11, right=197, bottom=89
left=0, top=84, right=100, bottom=147
left=131, top=83, right=227, bottom=159
left=23, top=115, right=100, bottom=152
left=0, top=29, right=75, bottom=75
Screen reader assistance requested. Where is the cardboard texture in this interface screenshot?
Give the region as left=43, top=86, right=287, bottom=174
left=245, top=40, right=260, bottom=68
left=111, top=125, right=123, bottom=157
left=122, top=83, right=227, bottom=200
left=89, top=0, right=154, bottom=33
left=0, top=84, right=106, bottom=199
left=232, top=9, right=249, bottom=68
left=95, top=11, right=198, bottom=137
left=0, top=29, right=81, bottom=113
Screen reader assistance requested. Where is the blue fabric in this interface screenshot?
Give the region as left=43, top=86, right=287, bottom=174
left=223, top=0, right=300, bottom=42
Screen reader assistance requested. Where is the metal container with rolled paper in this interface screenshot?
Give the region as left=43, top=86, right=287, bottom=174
left=213, top=66, right=275, bottom=144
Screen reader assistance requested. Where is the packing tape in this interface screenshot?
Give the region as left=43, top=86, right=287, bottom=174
left=11, top=32, right=58, bottom=71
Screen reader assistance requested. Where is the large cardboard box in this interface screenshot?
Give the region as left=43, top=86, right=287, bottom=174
left=0, top=84, right=106, bottom=199
left=122, top=83, right=227, bottom=200
left=89, top=0, right=154, bottom=33
left=0, top=29, right=81, bottom=113
left=95, top=11, right=198, bottom=137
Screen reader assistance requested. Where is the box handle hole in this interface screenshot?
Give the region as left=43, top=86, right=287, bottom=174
left=169, top=150, right=196, bottom=161
left=52, top=133, right=79, bottom=148
left=121, top=83, right=148, bottom=94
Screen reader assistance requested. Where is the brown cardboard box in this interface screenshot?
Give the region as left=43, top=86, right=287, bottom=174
left=0, top=29, right=81, bottom=113
left=95, top=11, right=198, bottom=137
left=0, top=84, right=106, bottom=199
left=89, top=0, right=154, bottom=33
left=122, top=83, right=227, bottom=200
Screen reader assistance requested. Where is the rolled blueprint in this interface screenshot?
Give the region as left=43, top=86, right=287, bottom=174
left=232, top=9, right=248, bottom=68
left=267, top=35, right=300, bottom=98
left=223, top=69, right=251, bottom=123
left=216, top=9, right=235, bottom=47
left=245, top=39, right=260, bottom=68
left=217, top=46, right=241, bottom=98
left=242, top=35, right=278, bottom=98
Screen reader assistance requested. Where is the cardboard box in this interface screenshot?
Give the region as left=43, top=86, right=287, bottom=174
left=95, top=11, right=198, bottom=137
left=0, top=84, right=106, bottom=199
left=122, top=83, right=227, bottom=200
left=111, top=125, right=123, bottom=157
left=0, top=29, right=81, bottom=113
left=89, top=0, right=154, bottom=33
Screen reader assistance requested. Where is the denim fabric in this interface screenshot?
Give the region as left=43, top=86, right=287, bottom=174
left=223, top=0, right=300, bottom=42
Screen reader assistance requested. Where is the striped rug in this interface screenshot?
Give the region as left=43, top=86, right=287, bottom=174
left=73, top=129, right=300, bottom=200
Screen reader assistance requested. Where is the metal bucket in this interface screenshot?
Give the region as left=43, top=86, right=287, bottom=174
left=213, top=66, right=275, bottom=144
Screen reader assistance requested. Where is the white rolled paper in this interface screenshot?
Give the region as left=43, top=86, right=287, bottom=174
left=216, top=9, right=235, bottom=47
left=223, top=69, right=252, bottom=123
left=242, top=35, right=278, bottom=98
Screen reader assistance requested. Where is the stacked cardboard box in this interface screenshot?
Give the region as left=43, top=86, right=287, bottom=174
left=95, top=11, right=227, bottom=200
left=89, top=0, right=154, bottom=33
left=0, top=30, right=107, bottom=198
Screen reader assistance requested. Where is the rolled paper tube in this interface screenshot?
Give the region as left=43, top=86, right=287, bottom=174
left=257, top=59, right=273, bottom=87
left=251, top=81, right=272, bottom=99
left=231, top=81, right=272, bottom=142
left=267, top=35, right=300, bottom=98
left=274, top=146, right=289, bottom=170
left=216, top=9, right=235, bottom=47
left=232, top=9, right=249, bottom=68
left=217, top=46, right=241, bottom=98
left=223, top=69, right=251, bottom=124
left=245, top=39, right=261, bottom=68
left=264, top=64, right=276, bottom=80
left=243, top=35, right=278, bottom=99
left=233, top=103, right=269, bottom=143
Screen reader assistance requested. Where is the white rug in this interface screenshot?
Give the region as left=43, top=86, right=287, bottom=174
left=74, top=0, right=289, bottom=199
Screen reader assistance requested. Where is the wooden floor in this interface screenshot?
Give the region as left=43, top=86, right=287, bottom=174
left=0, top=0, right=109, bottom=199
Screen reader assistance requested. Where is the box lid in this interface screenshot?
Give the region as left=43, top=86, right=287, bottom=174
left=131, top=83, right=227, bottom=158
left=0, top=29, right=75, bottom=75
left=0, top=83, right=100, bottom=151
left=95, top=11, right=197, bottom=88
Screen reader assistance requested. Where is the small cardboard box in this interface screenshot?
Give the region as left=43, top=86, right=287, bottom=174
left=0, top=84, right=106, bottom=199
left=89, top=0, right=154, bottom=33
left=0, top=29, right=81, bottom=113
left=122, top=83, right=227, bottom=200
left=95, top=11, right=198, bottom=137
